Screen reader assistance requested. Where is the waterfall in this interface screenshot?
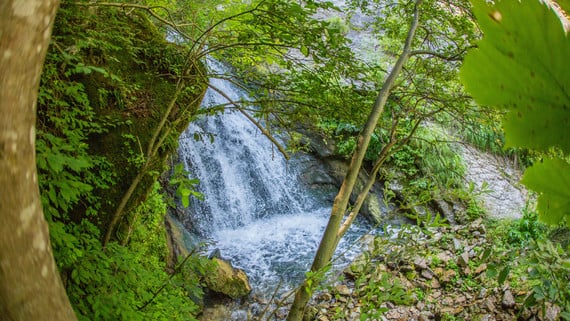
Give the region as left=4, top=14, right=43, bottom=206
left=178, top=60, right=368, bottom=296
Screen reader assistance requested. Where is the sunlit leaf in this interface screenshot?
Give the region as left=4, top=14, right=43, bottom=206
left=460, top=0, right=570, bottom=154
left=522, top=158, right=570, bottom=227
left=300, top=45, right=309, bottom=57
left=558, top=0, right=570, bottom=15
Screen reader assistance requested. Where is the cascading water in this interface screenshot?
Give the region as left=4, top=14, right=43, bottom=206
left=178, top=60, right=369, bottom=298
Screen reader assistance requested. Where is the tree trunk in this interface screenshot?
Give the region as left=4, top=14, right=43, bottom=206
left=285, top=1, right=423, bottom=320
left=0, top=1, right=77, bottom=320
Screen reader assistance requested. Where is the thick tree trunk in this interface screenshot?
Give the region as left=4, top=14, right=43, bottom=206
left=285, top=1, right=423, bottom=320
left=0, top=1, right=77, bottom=320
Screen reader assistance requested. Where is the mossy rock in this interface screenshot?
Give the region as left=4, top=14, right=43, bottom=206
left=204, top=258, right=252, bottom=299
left=47, top=3, right=207, bottom=234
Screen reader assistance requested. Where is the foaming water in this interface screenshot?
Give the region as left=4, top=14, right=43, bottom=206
left=178, top=59, right=370, bottom=299
left=215, top=208, right=370, bottom=296
left=213, top=210, right=327, bottom=293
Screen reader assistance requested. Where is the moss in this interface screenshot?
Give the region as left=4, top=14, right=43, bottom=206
left=49, top=3, right=207, bottom=235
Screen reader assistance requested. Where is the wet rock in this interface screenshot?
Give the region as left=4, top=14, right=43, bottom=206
left=208, top=248, right=222, bottom=259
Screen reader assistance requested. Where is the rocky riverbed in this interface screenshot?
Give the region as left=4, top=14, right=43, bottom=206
left=304, top=219, right=560, bottom=321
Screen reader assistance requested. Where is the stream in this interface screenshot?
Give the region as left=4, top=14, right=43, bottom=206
left=178, top=60, right=371, bottom=299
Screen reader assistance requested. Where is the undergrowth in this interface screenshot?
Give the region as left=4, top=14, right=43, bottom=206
left=37, top=2, right=208, bottom=319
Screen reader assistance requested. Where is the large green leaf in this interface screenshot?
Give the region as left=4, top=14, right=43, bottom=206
left=460, top=0, right=570, bottom=154
left=522, top=159, right=570, bottom=227
left=559, top=0, right=570, bottom=15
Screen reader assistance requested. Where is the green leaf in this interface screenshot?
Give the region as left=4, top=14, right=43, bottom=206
left=498, top=265, right=510, bottom=286
left=47, top=153, right=65, bottom=173
left=67, top=157, right=91, bottom=172
left=558, top=0, right=570, bottom=15
left=180, top=188, right=190, bottom=208
left=522, top=158, right=570, bottom=227
left=300, top=45, right=309, bottom=57
left=460, top=0, right=570, bottom=154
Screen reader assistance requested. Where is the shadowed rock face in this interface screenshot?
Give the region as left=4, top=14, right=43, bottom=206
left=296, top=125, right=528, bottom=224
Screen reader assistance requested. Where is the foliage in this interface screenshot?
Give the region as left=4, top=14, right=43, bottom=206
left=523, top=158, right=570, bottom=226
left=461, top=0, right=570, bottom=226
left=304, top=265, right=331, bottom=296
left=357, top=270, right=414, bottom=319
left=37, top=2, right=212, bottom=319
left=525, top=240, right=570, bottom=320
left=37, top=31, right=117, bottom=222
left=484, top=212, right=570, bottom=319
left=50, top=183, right=208, bottom=321
left=317, top=120, right=383, bottom=160
left=169, top=163, right=204, bottom=208
left=507, top=206, right=547, bottom=246
left=460, top=121, right=504, bottom=155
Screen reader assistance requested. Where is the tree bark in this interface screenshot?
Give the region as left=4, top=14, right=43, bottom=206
left=0, top=1, right=77, bottom=320
left=285, top=1, right=423, bottom=320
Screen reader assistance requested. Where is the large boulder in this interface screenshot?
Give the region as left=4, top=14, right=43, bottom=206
left=165, top=214, right=251, bottom=300
left=204, top=258, right=252, bottom=299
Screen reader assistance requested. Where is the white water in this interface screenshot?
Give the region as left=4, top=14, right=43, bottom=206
left=178, top=60, right=369, bottom=297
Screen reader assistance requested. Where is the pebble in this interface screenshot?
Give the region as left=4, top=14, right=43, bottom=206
left=334, top=284, right=351, bottom=296
left=501, top=289, right=516, bottom=309
left=421, top=268, right=435, bottom=280
left=458, top=251, right=470, bottom=267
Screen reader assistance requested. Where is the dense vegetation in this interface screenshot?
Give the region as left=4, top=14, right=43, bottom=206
left=23, top=0, right=570, bottom=320
left=37, top=2, right=210, bottom=320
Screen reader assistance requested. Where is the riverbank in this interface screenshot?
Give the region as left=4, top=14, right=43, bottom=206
left=305, top=216, right=566, bottom=321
